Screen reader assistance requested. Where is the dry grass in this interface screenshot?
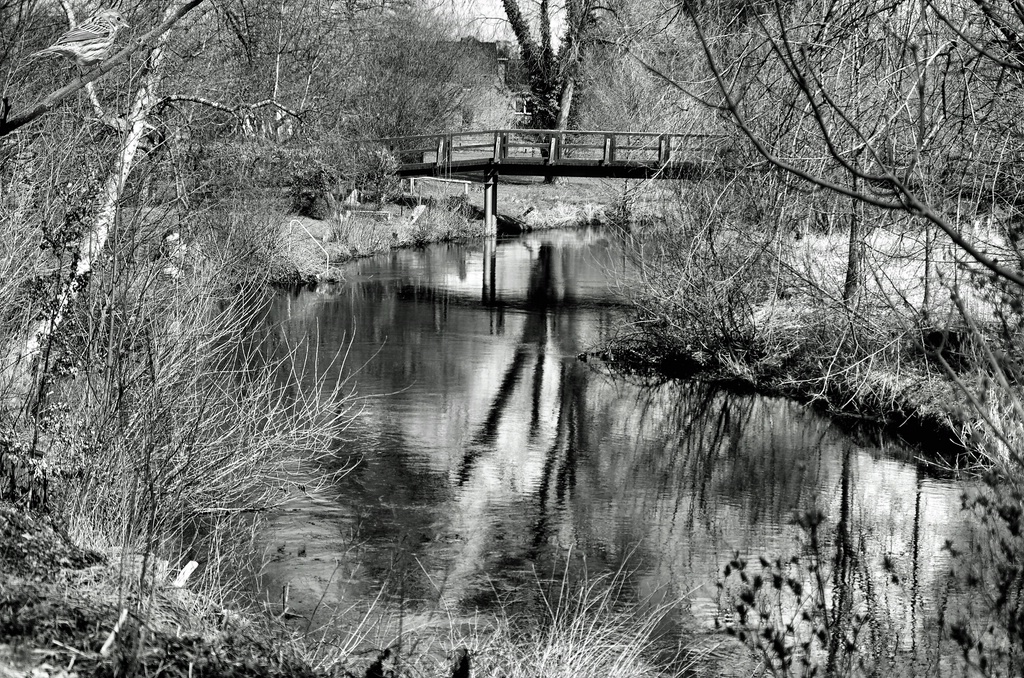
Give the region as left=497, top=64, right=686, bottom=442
left=296, top=558, right=700, bottom=678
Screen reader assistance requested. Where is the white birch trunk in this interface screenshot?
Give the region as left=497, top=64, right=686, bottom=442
left=10, top=4, right=179, bottom=394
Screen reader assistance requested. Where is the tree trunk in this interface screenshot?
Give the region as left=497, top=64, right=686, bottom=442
left=842, top=195, right=863, bottom=302
left=9, top=4, right=179, bottom=403
left=555, top=78, right=575, bottom=131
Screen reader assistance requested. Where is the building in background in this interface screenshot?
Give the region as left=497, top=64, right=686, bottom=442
left=455, top=37, right=529, bottom=130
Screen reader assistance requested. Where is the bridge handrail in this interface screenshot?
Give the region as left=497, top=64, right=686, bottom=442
left=375, top=129, right=729, bottom=146
left=374, top=128, right=731, bottom=169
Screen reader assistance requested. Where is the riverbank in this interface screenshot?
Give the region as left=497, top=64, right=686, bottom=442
left=599, top=337, right=967, bottom=457
left=269, top=176, right=616, bottom=285
left=1, top=498, right=690, bottom=678
left=599, top=199, right=1008, bottom=463
left=0, top=504, right=330, bottom=678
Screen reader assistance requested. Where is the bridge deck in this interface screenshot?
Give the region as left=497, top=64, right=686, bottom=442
left=379, top=129, right=726, bottom=180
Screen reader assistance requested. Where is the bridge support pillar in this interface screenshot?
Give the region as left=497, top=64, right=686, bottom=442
left=483, top=170, right=498, bottom=236
left=482, top=235, right=497, bottom=306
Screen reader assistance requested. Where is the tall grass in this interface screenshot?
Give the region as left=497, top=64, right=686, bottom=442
left=462, top=569, right=689, bottom=678
left=300, top=558, right=698, bottom=678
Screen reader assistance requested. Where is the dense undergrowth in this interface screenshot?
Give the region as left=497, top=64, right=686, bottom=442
left=0, top=140, right=357, bottom=673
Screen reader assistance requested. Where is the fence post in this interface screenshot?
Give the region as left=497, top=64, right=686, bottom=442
left=493, top=132, right=502, bottom=162
left=547, top=134, right=557, bottom=164
left=659, top=134, right=672, bottom=164
left=602, top=134, right=613, bottom=164
left=436, top=136, right=445, bottom=168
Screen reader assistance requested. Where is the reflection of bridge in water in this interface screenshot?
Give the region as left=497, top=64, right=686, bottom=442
left=378, top=129, right=727, bottom=233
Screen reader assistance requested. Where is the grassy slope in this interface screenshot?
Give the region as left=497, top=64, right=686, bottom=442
left=609, top=195, right=1010, bottom=456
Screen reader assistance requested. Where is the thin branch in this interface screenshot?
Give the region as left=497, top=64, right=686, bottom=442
left=608, top=38, right=726, bottom=111
left=157, top=94, right=303, bottom=119
left=926, top=0, right=1024, bottom=72
left=683, top=1, right=1024, bottom=290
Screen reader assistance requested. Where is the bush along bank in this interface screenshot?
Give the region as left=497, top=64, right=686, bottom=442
left=0, top=168, right=354, bottom=675
left=603, top=179, right=1022, bottom=463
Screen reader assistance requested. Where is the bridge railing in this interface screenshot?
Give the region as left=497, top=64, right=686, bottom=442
left=379, top=129, right=728, bottom=168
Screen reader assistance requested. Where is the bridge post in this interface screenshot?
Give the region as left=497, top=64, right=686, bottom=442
left=602, top=134, right=616, bottom=164
left=436, top=137, right=446, bottom=168
left=492, top=132, right=502, bottom=162
left=659, top=134, right=672, bottom=164
left=483, top=169, right=498, bottom=236
left=482, top=236, right=496, bottom=305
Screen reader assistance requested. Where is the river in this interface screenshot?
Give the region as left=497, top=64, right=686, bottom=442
left=259, top=228, right=967, bottom=673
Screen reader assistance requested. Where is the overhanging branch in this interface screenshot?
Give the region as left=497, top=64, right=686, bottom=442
left=684, top=1, right=1024, bottom=290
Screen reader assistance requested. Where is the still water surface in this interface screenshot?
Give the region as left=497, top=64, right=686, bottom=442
left=262, top=229, right=964, bottom=661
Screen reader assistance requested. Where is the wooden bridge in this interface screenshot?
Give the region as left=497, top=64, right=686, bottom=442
left=378, top=129, right=727, bottom=233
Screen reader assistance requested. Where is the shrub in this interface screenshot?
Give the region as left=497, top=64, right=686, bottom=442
left=342, top=146, right=400, bottom=209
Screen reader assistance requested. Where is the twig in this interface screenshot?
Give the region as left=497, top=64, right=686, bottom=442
left=52, top=640, right=90, bottom=657
left=100, top=608, right=129, bottom=657
left=156, top=94, right=303, bottom=120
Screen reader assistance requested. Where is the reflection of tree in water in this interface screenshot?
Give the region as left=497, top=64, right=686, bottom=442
left=530, top=361, right=584, bottom=554
left=597, top=380, right=829, bottom=525
left=265, top=236, right=962, bottom=657
left=457, top=244, right=565, bottom=484
left=450, top=243, right=596, bottom=603
left=453, top=270, right=854, bottom=607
